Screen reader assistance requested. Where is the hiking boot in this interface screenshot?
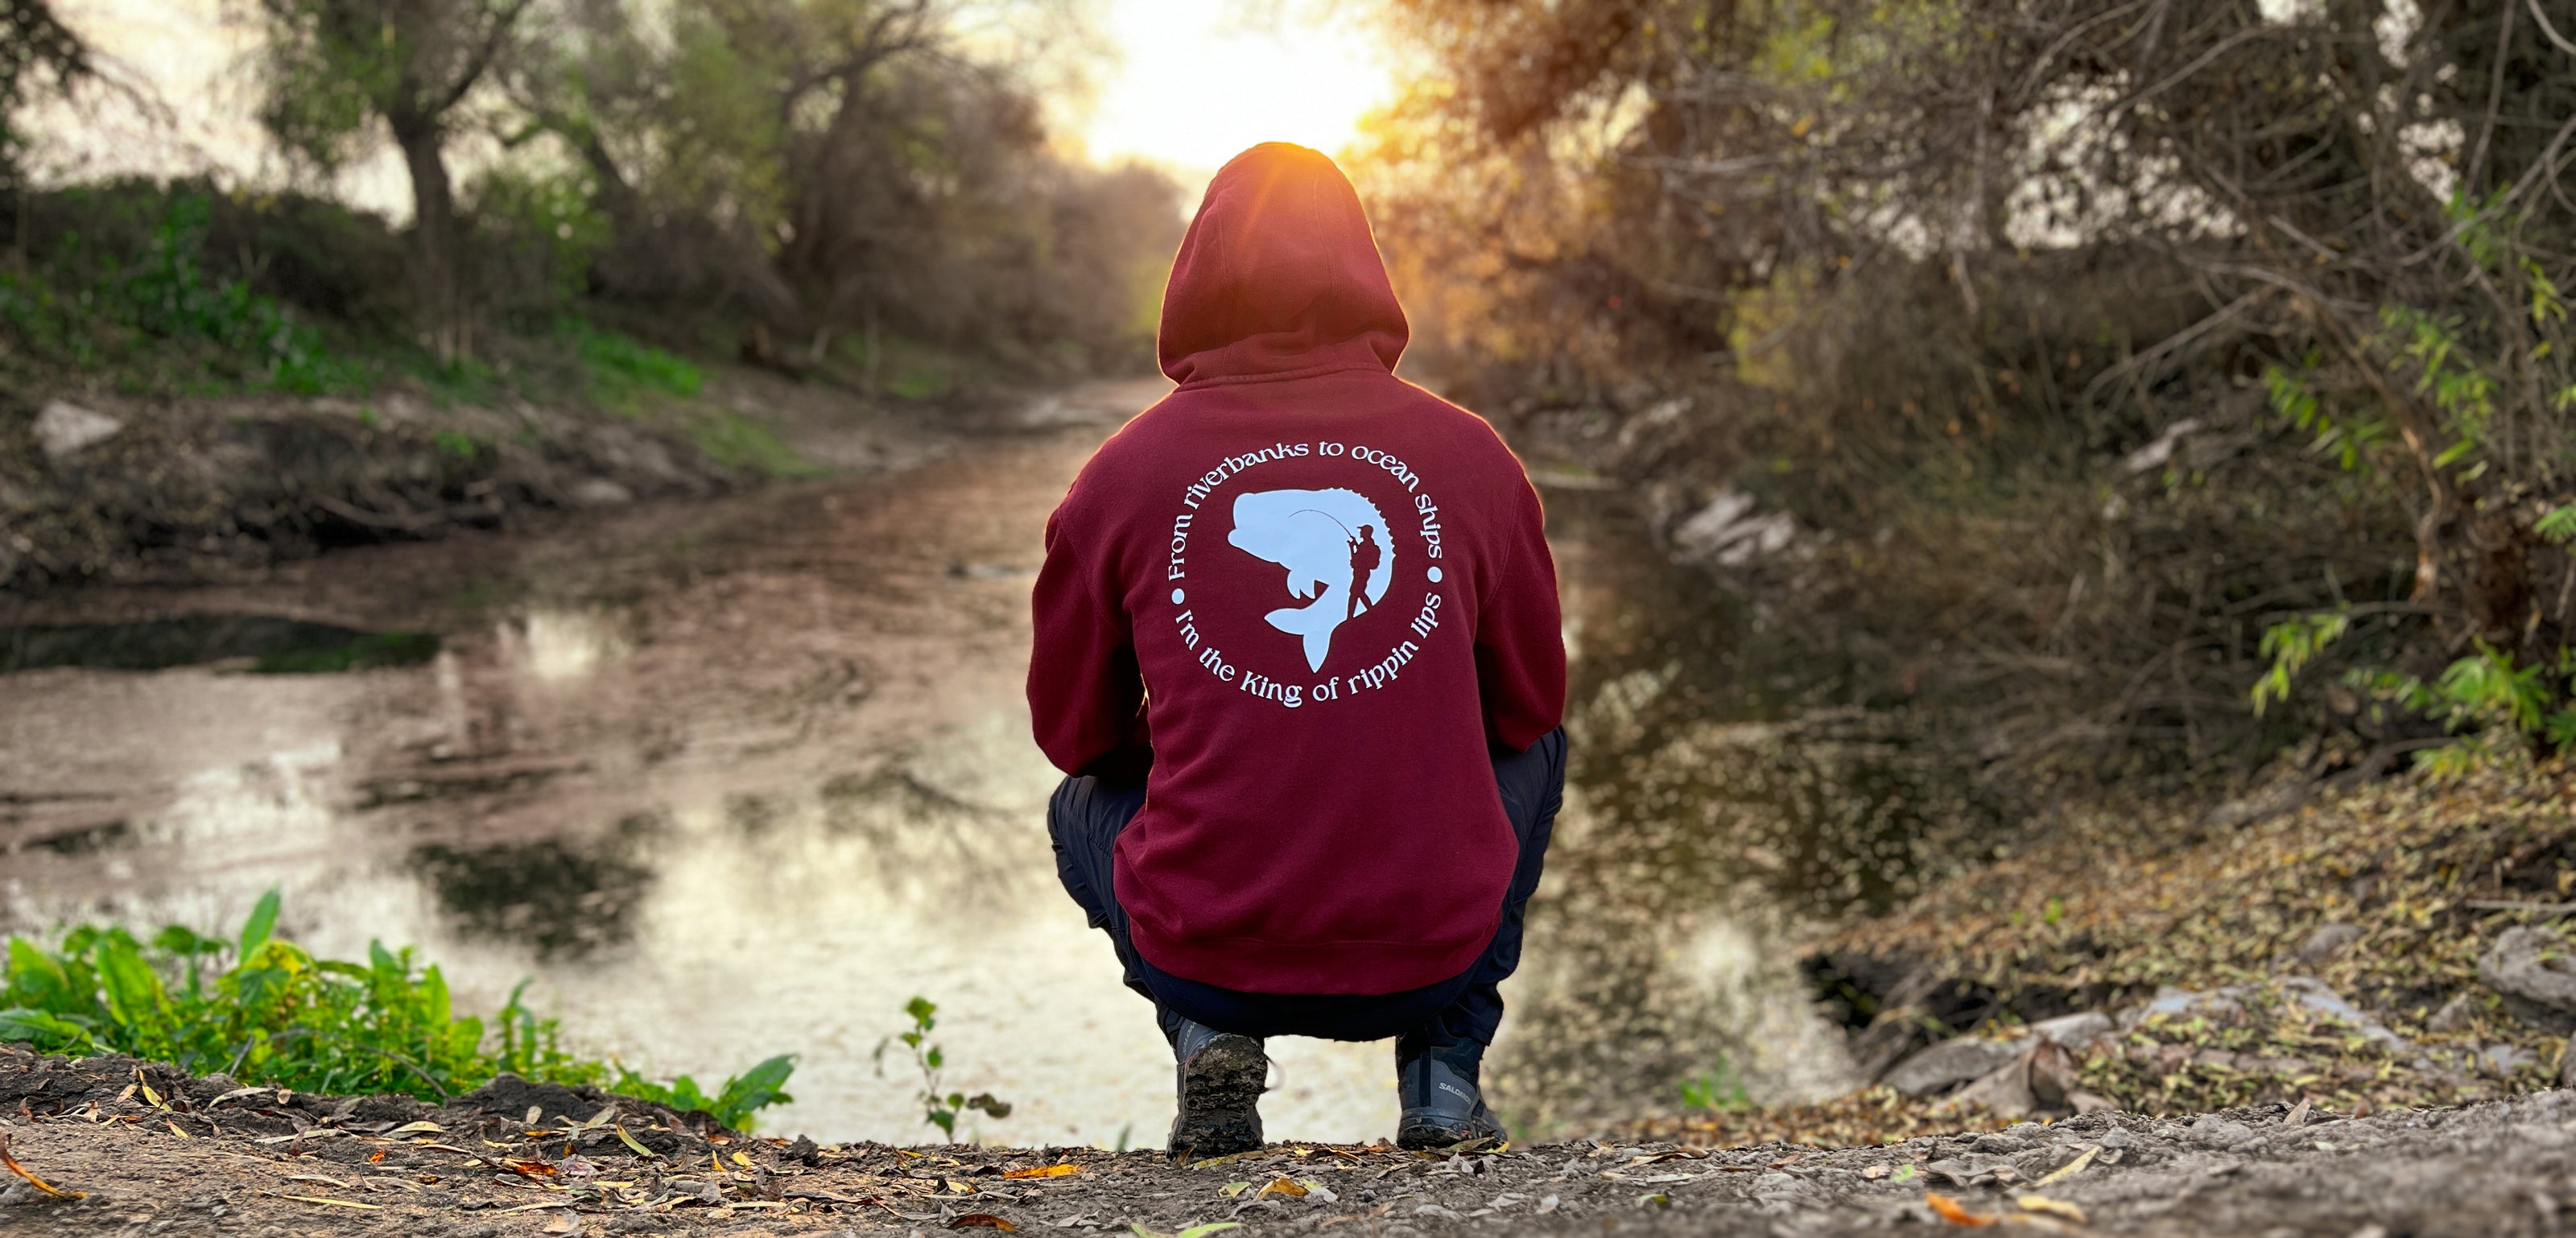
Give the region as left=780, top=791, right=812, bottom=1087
left=1397, top=1051, right=1505, bottom=1149
left=1166, top=1017, right=1266, bottom=1163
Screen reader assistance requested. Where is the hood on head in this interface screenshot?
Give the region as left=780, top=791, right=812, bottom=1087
left=1157, top=142, right=1409, bottom=386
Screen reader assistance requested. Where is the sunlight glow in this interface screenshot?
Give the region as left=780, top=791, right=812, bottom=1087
left=1075, top=1, right=1398, bottom=187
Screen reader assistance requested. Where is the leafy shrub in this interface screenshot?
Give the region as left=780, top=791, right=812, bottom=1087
left=2255, top=488, right=2576, bottom=770
left=0, top=891, right=795, bottom=1128
left=470, top=168, right=612, bottom=313
left=0, top=192, right=369, bottom=393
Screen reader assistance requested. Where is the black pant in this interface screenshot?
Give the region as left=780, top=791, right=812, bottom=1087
left=1048, top=728, right=1566, bottom=1059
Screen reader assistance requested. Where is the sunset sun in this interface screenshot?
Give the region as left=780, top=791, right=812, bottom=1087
left=1077, top=1, right=1399, bottom=181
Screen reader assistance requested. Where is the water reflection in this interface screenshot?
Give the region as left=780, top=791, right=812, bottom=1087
left=0, top=615, right=437, bottom=673
left=1484, top=488, right=2000, bottom=1133
left=407, top=815, right=662, bottom=959
left=502, top=609, right=630, bottom=683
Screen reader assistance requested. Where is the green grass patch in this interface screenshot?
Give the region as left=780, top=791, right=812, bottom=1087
left=0, top=891, right=795, bottom=1130
left=429, top=428, right=481, bottom=460
left=688, top=410, right=812, bottom=477
left=836, top=332, right=979, bottom=400
left=563, top=318, right=704, bottom=409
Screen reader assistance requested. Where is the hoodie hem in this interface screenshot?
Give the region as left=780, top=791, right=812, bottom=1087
left=1127, top=918, right=1497, bottom=996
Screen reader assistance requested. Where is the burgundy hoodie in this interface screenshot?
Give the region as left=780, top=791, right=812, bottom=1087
left=1028, top=143, right=1565, bottom=996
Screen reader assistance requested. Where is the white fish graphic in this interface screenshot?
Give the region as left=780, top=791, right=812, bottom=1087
left=1226, top=487, right=1395, bottom=671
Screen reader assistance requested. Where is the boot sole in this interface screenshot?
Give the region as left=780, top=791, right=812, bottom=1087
left=1169, top=1034, right=1266, bottom=1163
left=1397, top=1112, right=1505, bottom=1151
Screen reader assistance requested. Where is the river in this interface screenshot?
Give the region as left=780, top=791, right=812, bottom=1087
left=0, top=378, right=1876, bottom=1145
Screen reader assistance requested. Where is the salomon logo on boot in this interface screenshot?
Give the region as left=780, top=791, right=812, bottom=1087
left=1397, top=1052, right=1505, bottom=1150
left=1167, top=1018, right=1267, bottom=1163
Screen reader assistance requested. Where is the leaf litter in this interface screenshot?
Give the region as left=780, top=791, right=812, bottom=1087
left=10, top=1040, right=2576, bottom=1233
left=1637, top=759, right=2576, bottom=1149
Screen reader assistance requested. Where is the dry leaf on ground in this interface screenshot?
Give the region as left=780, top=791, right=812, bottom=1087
left=1925, top=1191, right=1996, bottom=1226
left=2034, top=1145, right=2098, bottom=1186
left=0, top=1132, right=85, bottom=1200
left=2016, top=1195, right=2087, bottom=1222
left=1005, top=1163, right=1081, bottom=1179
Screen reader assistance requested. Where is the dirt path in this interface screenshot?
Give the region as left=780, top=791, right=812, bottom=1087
left=3, top=1047, right=2571, bottom=1236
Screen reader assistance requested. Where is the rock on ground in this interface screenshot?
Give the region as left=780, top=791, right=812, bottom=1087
left=31, top=402, right=122, bottom=458
left=2481, top=926, right=2576, bottom=1033
left=8, top=1047, right=2576, bottom=1236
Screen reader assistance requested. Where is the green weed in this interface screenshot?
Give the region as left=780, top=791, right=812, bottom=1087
left=563, top=318, right=704, bottom=408
left=873, top=995, right=1009, bottom=1142
left=430, top=428, right=480, bottom=460
left=0, top=891, right=795, bottom=1127
left=1678, top=1058, right=1752, bottom=1112
left=608, top=1053, right=795, bottom=1133
left=688, top=410, right=811, bottom=477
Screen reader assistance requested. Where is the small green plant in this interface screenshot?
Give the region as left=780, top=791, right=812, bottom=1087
left=873, top=995, right=1009, bottom=1142
left=609, top=1053, right=795, bottom=1133
left=430, top=428, right=480, bottom=460
left=0, top=890, right=795, bottom=1127
left=1678, top=1058, right=1752, bottom=1113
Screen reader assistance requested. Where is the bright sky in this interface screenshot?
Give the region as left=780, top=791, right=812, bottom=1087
left=1073, top=1, right=1400, bottom=188
left=32, top=0, right=1401, bottom=213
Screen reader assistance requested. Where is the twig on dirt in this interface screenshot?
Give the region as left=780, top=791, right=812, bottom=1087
left=266, top=1191, right=382, bottom=1210
left=2467, top=900, right=2576, bottom=914
left=311, top=495, right=450, bottom=533
left=0, top=1131, right=85, bottom=1199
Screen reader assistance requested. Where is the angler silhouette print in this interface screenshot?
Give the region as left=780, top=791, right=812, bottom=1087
left=1224, top=487, right=1395, bottom=671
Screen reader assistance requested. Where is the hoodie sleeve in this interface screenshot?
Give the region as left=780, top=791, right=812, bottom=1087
left=1475, top=471, right=1567, bottom=753
left=1029, top=490, right=1153, bottom=778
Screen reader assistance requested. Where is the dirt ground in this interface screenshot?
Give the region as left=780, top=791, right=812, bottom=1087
left=2, top=1046, right=2572, bottom=1237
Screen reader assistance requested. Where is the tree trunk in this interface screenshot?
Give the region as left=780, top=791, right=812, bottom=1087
left=393, top=112, right=465, bottom=365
